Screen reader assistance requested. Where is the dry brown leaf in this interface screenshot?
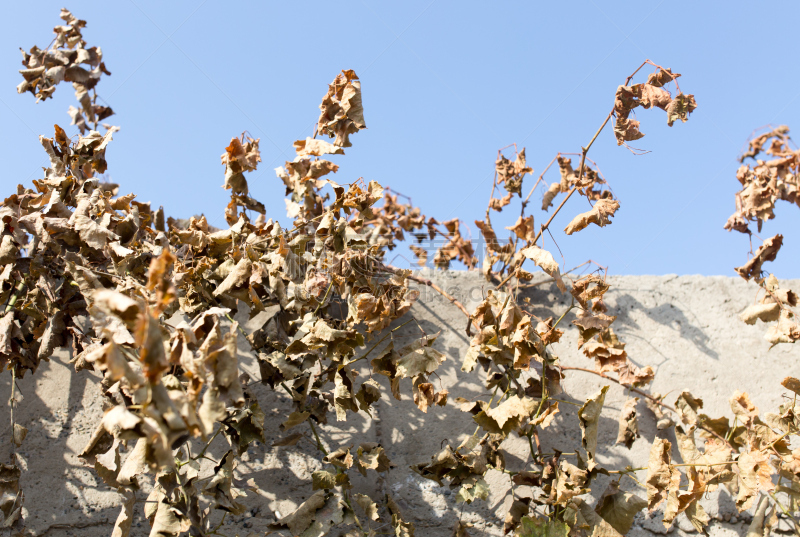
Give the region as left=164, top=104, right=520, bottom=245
left=578, top=386, right=608, bottom=464
left=646, top=438, right=679, bottom=510
left=735, top=234, right=783, bottom=280
left=616, top=397, right=639, bottom=449
left=564, top=199, right=620, bottom=235
left=519, top=245, right=566, bottom=291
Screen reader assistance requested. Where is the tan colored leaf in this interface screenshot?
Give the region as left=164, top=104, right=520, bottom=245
left=553, top=461, right=588, bottom=505
left=519, top=245, right=566, bottom=291
left=666, top=93, right=697, bottom=126
left=736, top=450, right=774, bottom=510
left=564, top=199, right=620, bottom=235
left=110, top=488, right=135, bottom=537
left=578, top=386, right=608, bottom=463
left=475, top=395, right=537, bottom=435
left=735, top=234, right=783, bottom=280
left=646, top=438, right=679, bottom=510
left=489, top=192, right=513, bottom=212
left=396, top=337, right=446, bottom=378
left=616, top=397, right=639, bottom=449
left=764, top=309, right=800, bottom=345
left=782, top=377, right=800, bottom=396
left=269, top=490, right=328, bottom=535
left=12, top=424, right=27, bottom=447
left=504, top=497, right=530, bottom=534
left=355, top=493, right=379, bottom=521
left=739, top=302, right=780, bottom=324
left=730, top=391, right=759, bottom=428
left=324, top=446, right=354, bottom=469
left=675, top=390, right=703, bottom=428
left=532, top=401, right=559, bottom=429
left=506, top=215, right=534, bottom=241
left=294, top=137, right=346, bottom=157
left=614, top=117, right=644, bottom=145
left=0, top=235, right=19, bottom=265
left=213, top=257, right=252, bottom=296
left=73, top=214, right=119, bottom=250
left=595, top=481, right=648, bottom=534
left=312, top=470, right=337, bottom=490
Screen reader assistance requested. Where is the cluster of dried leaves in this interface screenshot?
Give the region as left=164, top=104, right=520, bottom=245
left=2, top=10, right=798, bottom=537
left=726, top=125, right=800, bottom=345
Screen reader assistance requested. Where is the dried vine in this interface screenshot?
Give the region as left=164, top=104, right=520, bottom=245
left=0, top=9, right=797, bottom=537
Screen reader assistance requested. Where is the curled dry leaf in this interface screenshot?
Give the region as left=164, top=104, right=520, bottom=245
left=594, top=482, right=647, bottom=535
left=519, top=245, right=566, bottom=291
left=646, top=438, right=679, bottom=510
left=735, top=234, right=783, bottom=281
left=616, top=397, right=639, bottom=449
left=564, top=199, right=620, bottom=235
left=316, top=69, right=366, bottom=147
left=578, top=386, right=608, bottom=464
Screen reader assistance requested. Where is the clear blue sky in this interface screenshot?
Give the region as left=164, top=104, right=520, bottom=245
left=2, top=1, right=799, bottom=277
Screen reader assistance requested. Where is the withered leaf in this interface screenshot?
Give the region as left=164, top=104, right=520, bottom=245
left=12, top=424, right=27, bottom=447
left=474, top=394, right=537, bottom=435
left=782, top=377, right=800, bottom=396
left=666, top=93, right=697, bottom=126
left=740, top=302, right=780, bottom=325
left=396, top=336, right=446, bottom=379
left=646, top=438, right=679, bottom=510
left=564, top=199, right=620, bottom=235
left=578, top=386, right=608, bottom=463
left=504, top=497, right=531, bottom=534
left=110, top=488, right=135, bottom=537
left=281, top=410, right=311, bottom=431
left=354, top=493, right=379, bottom=521
left=270, top=490, right=328, bottom=535
left=675, top=390, right=703, bottom=428
left=764, top=309, right=800, bottom=345
left=553, top=460, right=588, bottom=505
left=730, top=391, right=759, bottom=428
left=519, top=245, right=566, bottom=291
left=736, top=450, right=774, bottom=510
left=312, top=470, right=337, bottom=490
left=735, top=234, right=783, bottom=280
left=595, top=481, right=647, bottom=534
left=616, top=397, right=639, bottom=449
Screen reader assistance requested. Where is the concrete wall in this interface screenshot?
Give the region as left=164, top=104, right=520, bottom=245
left=1, top=273, right=798, bottom=536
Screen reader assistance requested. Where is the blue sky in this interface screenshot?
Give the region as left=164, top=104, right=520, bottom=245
left=2, top=1, right=799, bottom=277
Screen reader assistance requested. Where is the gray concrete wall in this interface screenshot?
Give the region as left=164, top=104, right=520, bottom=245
left=1, top=273, right=798, bottom=536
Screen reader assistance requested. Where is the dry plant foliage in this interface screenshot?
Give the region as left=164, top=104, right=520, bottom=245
left=0, top=9, right=797, bottom=537
left=726, top=125, right=800, bottom=345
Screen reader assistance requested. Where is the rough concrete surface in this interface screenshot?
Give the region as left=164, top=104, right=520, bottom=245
left=1, top=272, right=798, bottom=536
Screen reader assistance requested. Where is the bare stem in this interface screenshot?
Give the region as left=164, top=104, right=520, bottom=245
left=5, top=281, right=25, bottom=313
left=308, top=419, right=328, bottom=456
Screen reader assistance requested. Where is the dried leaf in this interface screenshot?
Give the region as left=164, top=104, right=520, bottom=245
left=564, top=199, right=620, bottom=235
left=782, top=377, right=800, bottom=396
left=578, top=386, right=608, bottom=463
left=616, top=397, right=639, bottom=449
left=740, top=302, right=780, bottom=325
left=646, top=438, right=679, bottom=510
left=519, top=245, right=566, bottom=291
left=595, top=481, right=648, bottom=534
left=735, top=234, right=783, bottom=280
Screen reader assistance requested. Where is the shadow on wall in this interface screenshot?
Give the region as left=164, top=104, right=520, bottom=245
left=607, top=292, right=719, bottom=361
